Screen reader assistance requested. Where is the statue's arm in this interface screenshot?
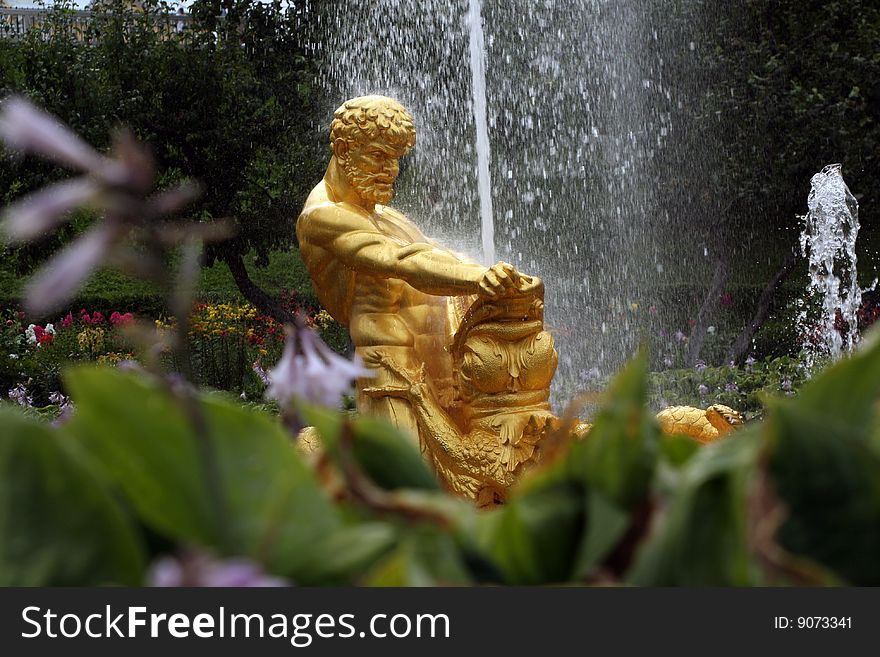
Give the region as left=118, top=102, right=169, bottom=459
left=304, top=204, right=486, bottom=296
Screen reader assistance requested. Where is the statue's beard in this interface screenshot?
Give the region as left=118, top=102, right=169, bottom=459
left=342, top=160, right=394, bottom=205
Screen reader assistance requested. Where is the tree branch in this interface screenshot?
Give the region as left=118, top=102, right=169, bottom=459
left=222, top=249, right=295, bottom=324
left=728, top=249, right=798, bottom=365
left=686, top=257, right=730, bottom=367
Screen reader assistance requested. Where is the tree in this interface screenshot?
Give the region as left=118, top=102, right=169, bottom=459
left=0, top=0, right=327, bottom=321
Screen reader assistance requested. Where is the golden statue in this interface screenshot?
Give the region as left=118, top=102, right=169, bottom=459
left=297, top=95, right=743, bottom=503
left=297, top=95, right=530, bottom=447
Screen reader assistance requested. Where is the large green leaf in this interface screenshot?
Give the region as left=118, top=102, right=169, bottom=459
left=757, top=335, right=880, bottom=584
left=627, top=430, right=763, bottom=586
left=478, top=480, right=584, bottom=584
left=299, top=402, right=440, bottom=491
left=764, top=402, right=880, bottom=584
left=64, top=366, right=339, bottom=579
left=0, top=409, right=145, bottom=585
left=565, top=349, right=660, bottom=508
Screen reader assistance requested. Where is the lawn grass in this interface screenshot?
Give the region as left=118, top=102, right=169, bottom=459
left=0, top=247, right=318, bottom=319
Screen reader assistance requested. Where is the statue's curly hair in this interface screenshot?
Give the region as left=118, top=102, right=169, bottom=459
left=330, top=96, right=416, bottom=154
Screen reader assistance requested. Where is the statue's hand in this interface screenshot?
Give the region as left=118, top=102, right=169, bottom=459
left=478, top=262, right=534, bottom=298
left=360, top=350, right=428, bottom=401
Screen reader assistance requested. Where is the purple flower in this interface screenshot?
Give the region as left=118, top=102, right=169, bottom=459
left=252, top=359, right=270, bottom=386
left=0, top=96, right=114, bottom=176
left=267, top=325, right=373, bottom=408
left=0, top=97, right=202, bottom=316
left=48, top=390, right=71, bottom=407
left=673, top=330, right=686, bottom=343
left=23, top=224, right=119, bottom=316
left=1, top=178, right=101, bottom=243
left=725, top=382, right=738, bottom=392
left=8, top=383, right=32, bottom=408
left=663, top=355, right=673, bottom=368
left=694, top=359, right=707, bottom=373
left=745, top=356, right=756, bottom=371
left=781, top=377, right=793, bottom=392
left=698, top=384, right=709, bottom=396
left=148, top=551, right=288, bottom=587
left=577, top=367, right=601, bottom=386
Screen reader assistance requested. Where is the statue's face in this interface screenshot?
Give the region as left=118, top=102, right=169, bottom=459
left=341, top=140, right=404, bottom=206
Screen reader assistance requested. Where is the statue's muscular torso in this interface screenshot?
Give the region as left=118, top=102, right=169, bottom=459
left=297, top=180, right=483, bottom=352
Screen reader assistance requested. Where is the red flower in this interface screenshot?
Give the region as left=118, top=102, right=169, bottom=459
left=38, top=333, right=54, bottom=346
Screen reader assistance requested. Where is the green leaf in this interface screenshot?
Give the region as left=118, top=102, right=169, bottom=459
left=659, top=434, right=701, bottom=468
left=479, top=481, right=584, bottom=584
left=572, top=490, right=631, bottom=579
left=628, top=430, right=763, bottom=586
left=765, top=402, right=880, bottom=584
left=0, top=409, right=145, bottom=585
left=294, top=523, right=397, bottom=585
left=65, top=366, right=339, bottom=579
left=565, top=349, right=660, bottom=508
left=299, top=402, right=440, bottom=491
left=363, top=525, right=474, bottom=586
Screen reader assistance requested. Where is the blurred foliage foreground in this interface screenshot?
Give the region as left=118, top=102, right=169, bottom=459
left=2, top=329, right=879, bottom=587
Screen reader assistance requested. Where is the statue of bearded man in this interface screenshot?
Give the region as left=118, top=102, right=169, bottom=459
left=297, top=95, right=532, bottom=446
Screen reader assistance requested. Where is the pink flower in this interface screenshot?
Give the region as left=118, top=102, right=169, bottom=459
left=61, top=312, right=73, bottom=328
left=267, top=325, right=373, bottom=408
left=110, top=311, right=133, bottom=327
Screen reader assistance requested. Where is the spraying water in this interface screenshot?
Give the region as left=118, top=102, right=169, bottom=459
left=311, top=0, right=715, bottom=400
left=798, top=164, right=863, bottom=363
left=467, top=0, right=494, bottom=265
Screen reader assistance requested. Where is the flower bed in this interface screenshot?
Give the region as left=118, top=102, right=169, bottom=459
left=2, top=301, right=349, bottom=410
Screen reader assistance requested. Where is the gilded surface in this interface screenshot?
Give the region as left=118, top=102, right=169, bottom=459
left=655, top=404, right=744, bottom=443
left=297, top=95, right=743, bottom=503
